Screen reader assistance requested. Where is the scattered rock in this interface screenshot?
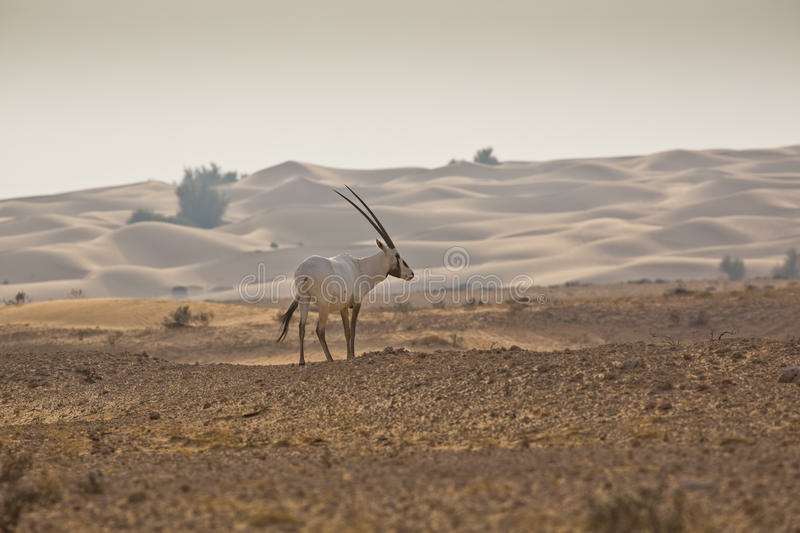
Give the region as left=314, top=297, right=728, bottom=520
left=650, top=381, right=673, bottom=394
left=79, top=470, right=104, bottom=495
left=148, top=412, right=161, bottom=420
left=128, top=491, right=147, bottom=504
left=778, top=366, right=800, bottom=384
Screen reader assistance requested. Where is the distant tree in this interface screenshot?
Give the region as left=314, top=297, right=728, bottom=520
left=187, top=162, right=238, bottom=186
left=473, top=147, right=500, bottom=165
left=4, top=291, right=29, bottom=305
left=127, top=163, right=236, bottom=228
left=176, top=164, right=235, bottom=228
left=719, top=255, right=746, bottom=281
left=773, top=248, right=799, bottom=279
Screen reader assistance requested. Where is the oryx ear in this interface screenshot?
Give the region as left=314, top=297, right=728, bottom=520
left=376, top=238, right=386, bottom=250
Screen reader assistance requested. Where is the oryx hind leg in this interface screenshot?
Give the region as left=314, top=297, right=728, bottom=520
left=298, top=303, right=309, bottom=366
left=340, top=307, right=352, bottom=360
left=316, top=306, right=334, bottom=362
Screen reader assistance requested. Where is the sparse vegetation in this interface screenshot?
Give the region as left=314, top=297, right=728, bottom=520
left=176, top=164, right=233, bottom=229
left=473, top=146, right=500, bottom=165
left=585, top=485, right=697, bottom=533
left=0, top=451, right=61, bottom=532
left=270, top=241, right=279, bottom=249
left=4, top=291, right=29, bottom=305
left=664, top=285, right=694, bottom=297
left=67, top=288, right=85, bottom=299
left=127, top=208, right=188, bottom=226
left=719, top=255, right=746, bottom=281
left=106, top=331, right=123, bottom=349
left=128, top=163, right=236, bottom=229
left=163, top=305, right=213, bottom=328
left=449, top=332, right=464, bottom=348
left=772, top=248, right=799, bottom=279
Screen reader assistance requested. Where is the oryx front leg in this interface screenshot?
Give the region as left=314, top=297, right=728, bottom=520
left=340, top=308, right=352, bottom=360
left=316, top=307, right=334, bottom=362
left=349, top=302, right=361, bottom=359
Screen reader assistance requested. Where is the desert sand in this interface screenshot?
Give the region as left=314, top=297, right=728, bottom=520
left=2, top=145, right=800, bottom=302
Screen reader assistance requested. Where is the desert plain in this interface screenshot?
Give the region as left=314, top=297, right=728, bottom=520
left=1, top=146, right=800, bottom=531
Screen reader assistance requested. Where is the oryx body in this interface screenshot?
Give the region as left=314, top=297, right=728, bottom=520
left=276, top=187, right=414, bottom=365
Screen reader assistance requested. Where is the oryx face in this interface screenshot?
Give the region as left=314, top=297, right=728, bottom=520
left=377, top=239, right=414, bottom=280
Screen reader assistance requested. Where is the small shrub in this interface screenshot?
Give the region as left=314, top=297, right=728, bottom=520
left=409, top=334, right=449, bottom=346
left=664, top=286, right=693, bottom=297
left=719, top=255, right=746, bottom=281
left=106, top=331, right=123, bottom=348
left=585, top=485, right=696, bottom=533
left=773, top=248, right=799, bottom=279
left=0, top=451, right=61, bottom=532
left=4, top=291, right=29, bottom=305
left=126, top=209, right=186, bottom=225
left=473, top=146, right=500, bottom=165
left=449, top=332, right=464, bottom=348
left=67, top=288, right=84, bottom=299
left=0, top=452, right=31, bottom=485
left=163, top=305, right=213, bottom=328
left=270, top=242, right=279, bottom=249
left=78, top=470, right=104, bottom=495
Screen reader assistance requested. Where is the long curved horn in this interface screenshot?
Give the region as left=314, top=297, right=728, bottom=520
left=344, top=185, right=396, bottom=248
left=333, top=189, right=394, bottom=248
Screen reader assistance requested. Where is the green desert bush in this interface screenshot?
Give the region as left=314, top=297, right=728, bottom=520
left=772, top=248, right=799, bottom=279
left=128, top=163, right=237, bottom=229
left=719, top=255, right=746, bottom=281
left=127, top=209, right=188, bottom=226
left=473, top=146, right=500, bottom=165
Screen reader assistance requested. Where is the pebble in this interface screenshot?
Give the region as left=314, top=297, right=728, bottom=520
left=778, top=366, right=800, bottom=384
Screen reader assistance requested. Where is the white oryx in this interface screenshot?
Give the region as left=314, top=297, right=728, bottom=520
left=276, top=186, right=415, bottom=365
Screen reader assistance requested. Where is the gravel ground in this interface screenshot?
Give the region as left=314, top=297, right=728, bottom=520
left=2, top=335, right=800, bottom=531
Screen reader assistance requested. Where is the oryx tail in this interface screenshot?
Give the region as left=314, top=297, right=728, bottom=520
left=276, top=299, right=298, bottom=342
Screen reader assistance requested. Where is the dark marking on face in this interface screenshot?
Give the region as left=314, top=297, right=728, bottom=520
left=388, top=252, right=402, bottom=278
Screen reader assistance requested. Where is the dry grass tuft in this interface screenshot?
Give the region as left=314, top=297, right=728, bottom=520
left=163, top=305, right=213, bottom=328
left=585, top=484, right=704, bottom=533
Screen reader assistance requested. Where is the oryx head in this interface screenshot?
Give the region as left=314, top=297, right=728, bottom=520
left=334, top=185, right=415, bottom=281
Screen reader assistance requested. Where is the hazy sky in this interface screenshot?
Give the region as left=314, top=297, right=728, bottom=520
left=1, top=0, right=798, bottom=199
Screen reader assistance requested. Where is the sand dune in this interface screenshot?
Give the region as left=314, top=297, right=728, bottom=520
left=1, top=145, right=799, bottom=301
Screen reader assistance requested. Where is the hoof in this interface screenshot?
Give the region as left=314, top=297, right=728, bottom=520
left=298, top=361, right=306, bottom=367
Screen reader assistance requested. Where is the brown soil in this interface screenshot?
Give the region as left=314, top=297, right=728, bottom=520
left=1, top=281, right=799, bottom=531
